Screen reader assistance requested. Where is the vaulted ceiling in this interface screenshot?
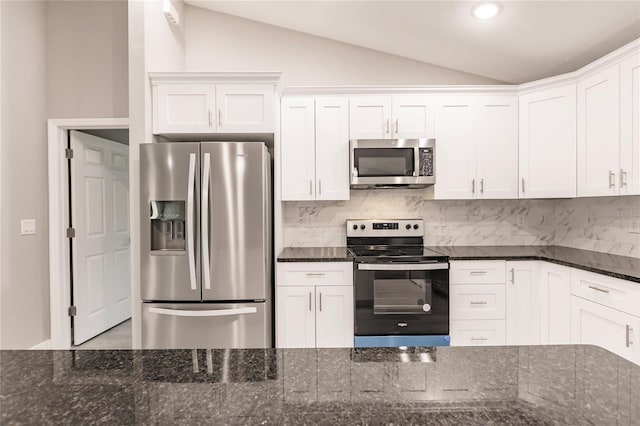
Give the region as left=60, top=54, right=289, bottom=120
left=185, top=1, right=640, bottom=84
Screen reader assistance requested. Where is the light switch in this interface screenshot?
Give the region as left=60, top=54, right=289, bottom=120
left=21, top=219, right=36, bottom=235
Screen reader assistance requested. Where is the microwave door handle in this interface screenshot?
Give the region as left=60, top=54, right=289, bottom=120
left=357, top=263, right=449, bottom=271
left=414, top=147, right=419, bottom=177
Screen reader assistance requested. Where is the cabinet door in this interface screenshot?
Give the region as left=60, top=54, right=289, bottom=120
left=620, top=52, right=640, bottom=195
left=315, top=98, right=350, bottom=201
left=391, top=96, right=434, bottom=138
left=505, top=261, right=541, bottom=345
left=433, top=97, right=477, bottom=200
left=539, top=263, right=571, bottom=344
left=215, top=84, right=275, bottom=133
left=315, top=286, right=353, bottom=348
left=280, top=98, right=316, bottom=201
left=276, top=286, right=316, bottom=348
left=519, top=85, right=577, bottom=198
left=349, top=97, right=392, bottom=139
left=154, top=83, right=216, bottom=134
left=571, top=296, right=640, bottom=364
left=476, top=96, right=518, bottom=199
left=577, top=65, right=621, bottom=197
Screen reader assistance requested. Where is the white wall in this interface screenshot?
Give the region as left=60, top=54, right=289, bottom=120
left=0, top=0, right=129, bottom=349
left=46, top=1, right=128, bottom=119
left=184, top=7, right=503, bottom=86
left=1, top=1, right=50, bottom=349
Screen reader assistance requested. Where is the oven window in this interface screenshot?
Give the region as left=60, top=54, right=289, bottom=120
left=373, top=276, right=431, bottom=315
left=353, top=148, right=414, bottom=177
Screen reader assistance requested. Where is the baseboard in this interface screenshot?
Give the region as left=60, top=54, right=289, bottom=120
left=30, top=339, right=51, bottom=350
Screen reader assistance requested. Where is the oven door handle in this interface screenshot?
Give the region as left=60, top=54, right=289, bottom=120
left=357, top=263, right=449, bottom=271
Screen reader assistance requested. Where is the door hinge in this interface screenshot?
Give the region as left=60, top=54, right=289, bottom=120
left=66, top=227, right=76, bottom=238
left=68, top=306, right=77, bottom=317
left=65, top=148, right=74, bottom=159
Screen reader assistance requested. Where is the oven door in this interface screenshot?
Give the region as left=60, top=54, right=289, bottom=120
left=354, top=262, right=449, bottom=337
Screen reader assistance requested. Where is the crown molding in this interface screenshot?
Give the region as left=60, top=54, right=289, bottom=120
left=149, top=72, right=282, bottom=85
left=282, top=85, right=519, bottom=96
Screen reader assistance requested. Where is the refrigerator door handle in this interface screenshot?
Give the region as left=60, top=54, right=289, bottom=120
left=202, top=153, right=212, bottom=290
left=187, top=153, right=197, bottom=290
left=149, top=307, right=258, bottom=317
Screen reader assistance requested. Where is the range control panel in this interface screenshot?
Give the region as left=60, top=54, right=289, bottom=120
left=347, top=219, right=424, bottom=237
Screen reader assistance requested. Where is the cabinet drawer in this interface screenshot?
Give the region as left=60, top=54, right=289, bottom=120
left=450, top=261, right=506, bottom=284
left=571, top=269, right=640, bottom=316
left=277, top=262, right=353, bottom=286
left=450, top=320, right=506, bottom=346
left=450, top=285, right=505, bottom=320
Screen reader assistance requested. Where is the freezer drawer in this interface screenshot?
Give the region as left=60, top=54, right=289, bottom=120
left=142, top=302, right=272, bottom=349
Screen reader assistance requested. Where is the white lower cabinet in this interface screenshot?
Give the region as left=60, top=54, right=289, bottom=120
left=571, top=296, right=640, bottom=364
left=450, top=320, right=506, bottom=346
left=505, top=261, right=541, bottom=345
left=276, top=262, right=354, bottom=348
left=539, top=263, right=572, bottom=344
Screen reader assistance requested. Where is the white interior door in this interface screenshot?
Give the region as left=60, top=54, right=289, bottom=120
left=70, top=131, right=130, bottom=345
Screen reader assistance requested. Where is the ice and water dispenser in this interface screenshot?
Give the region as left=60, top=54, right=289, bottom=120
left=150, top=201, right=186, bottom=252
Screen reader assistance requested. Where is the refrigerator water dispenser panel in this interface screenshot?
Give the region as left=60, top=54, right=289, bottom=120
left=150, top=200, right=186, bottom=252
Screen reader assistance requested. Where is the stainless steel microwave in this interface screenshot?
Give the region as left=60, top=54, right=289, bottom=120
left=350, top=139, right=436, bottom=189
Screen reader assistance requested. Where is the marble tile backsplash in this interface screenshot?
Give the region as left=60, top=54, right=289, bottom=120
left=282, top=191, right=640, bottom=258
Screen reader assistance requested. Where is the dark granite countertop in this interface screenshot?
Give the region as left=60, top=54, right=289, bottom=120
left=278, top=245, right=640, bottom=283
left=277, top=246, right=352, bottom=262
left=427, top=245, right=640, bottom=283
left=2, top=346, right=638, bottom=425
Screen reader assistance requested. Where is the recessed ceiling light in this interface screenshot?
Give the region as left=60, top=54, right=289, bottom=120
left=472, top=2, right=501, bottom=20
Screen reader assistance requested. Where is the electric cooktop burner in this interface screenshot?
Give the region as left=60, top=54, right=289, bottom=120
left=346, top=219, right=448, bottom=262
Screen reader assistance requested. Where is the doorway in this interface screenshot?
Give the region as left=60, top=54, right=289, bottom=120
left=48, top=118, right=130, bottom=349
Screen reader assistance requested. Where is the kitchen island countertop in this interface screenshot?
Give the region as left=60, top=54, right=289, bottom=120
left=2, top=345, right=639, bottom=425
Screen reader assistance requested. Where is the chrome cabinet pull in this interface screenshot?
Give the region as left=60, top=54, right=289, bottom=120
left=385, top=119, right=390, bottom=135
left=208, top=109, right=213, bottom=127
left=510, top=268, right=515, bottom=284
left=472, top=179, right=476, bottom=194
left=218, top=109, right=222, bottom=126
left=470, top=301, right=488, bottom=305
left=620, top=169, right=628, bottom=188
left=609, top=170, right=616, bottom=189
left=471, top=337, right=488, bottom=341
left=394, top=118, right=399, bottom=134
left=521, top=177, right=525, bottom=193
left=305, top=272, right=326, bottom=277
left=309, top=180, right=313, bottom=195
left=308, top=293, right=312, bottom=311
left=626, top=325, right=633, bottom=347
left=588, top=285, right=610, bottom=294
left=318, top=180, right=322, bottom=195
left=319, top=292, right=323, bottom=312
left=480, top=178, right=484, bottom=194
left=469, top=270, right=487, bottom=275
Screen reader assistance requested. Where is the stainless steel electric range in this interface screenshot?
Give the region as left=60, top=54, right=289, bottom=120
left=347, top=219, right=450, bottom=347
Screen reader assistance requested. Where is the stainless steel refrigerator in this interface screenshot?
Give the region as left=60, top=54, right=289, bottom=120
left=140, top=141, right=272, bottom=349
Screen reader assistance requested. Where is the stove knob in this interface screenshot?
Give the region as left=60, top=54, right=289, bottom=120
left=352, top=224, right=358, bottom=230
left=360, top=224, right=366, bottom=230
left=405, top=224, right=411, bottom=230
left=413, top=224, right=419, bottom=230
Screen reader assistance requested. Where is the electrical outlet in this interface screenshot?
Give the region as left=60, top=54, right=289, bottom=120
left=21, top=219, right=36, bottom=235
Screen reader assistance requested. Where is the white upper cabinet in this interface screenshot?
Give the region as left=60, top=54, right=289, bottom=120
left=315, top=98, right=350, bottom=201
left=619, top=52, right=640, bottom=195
left=577, top=65, right=621, bottom=197
left=435, top=95, right=518, bottom=200
left=519, top=85, right=577, bottom=198
left=434, top=97, right=477, bottom=199
left=215, top=84, right=275, bottom=133
left=349, top=96, right=433, bottom=139
left=476, top=97, right=519, bottom=199
left=281, top=97, right=350, bottom=201
left=150, top=74, right=279, bottom=135
left=281, top=98, right=316, bottom=201
left=154, top=83, right=216, bottom=134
